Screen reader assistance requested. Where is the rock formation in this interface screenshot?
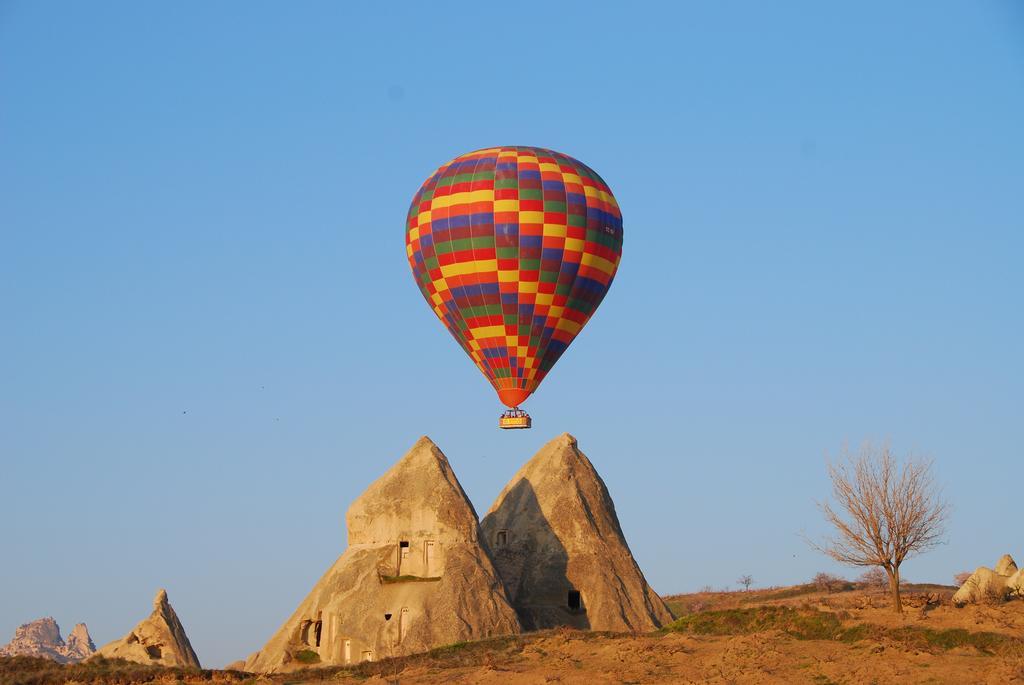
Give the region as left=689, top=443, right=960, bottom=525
left=63, top=623, right=96, bottom=661
left=1007, top=569, right=1024, bottom=597
left=953, top=554, right=1020, bottom=605
left=0, top=618, right=95, bottom=663
left=245, top=437, right=520, bottom=672
left=481, top=433, right=673, bottom=632
left=94, top=589, right=200, bottom=668
left=995, top=554, right=1018, bottom=577
left=953, top=567, right=1009, bottom=604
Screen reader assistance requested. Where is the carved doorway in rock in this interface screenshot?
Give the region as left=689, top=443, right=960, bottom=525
left=399, top=607, right=410, bottom=642
left=299, top=617, right=322, bottom=647
left=425, top=541, right=436, bottom=576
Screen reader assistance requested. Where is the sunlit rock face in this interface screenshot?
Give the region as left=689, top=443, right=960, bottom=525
left=245, top=437, right=520, bottom=673
left=94, top=589, right=200, bottom=668
left=953, top=554, right=1020, bottom=604
left=63, top=623, right=96, bottom=661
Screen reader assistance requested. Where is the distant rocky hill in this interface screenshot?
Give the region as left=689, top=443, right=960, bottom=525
left=0, top=617, right=95, bottom=663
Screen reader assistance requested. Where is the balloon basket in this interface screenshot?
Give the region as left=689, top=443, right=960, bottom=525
left=499, top=408, right=532, bottom=430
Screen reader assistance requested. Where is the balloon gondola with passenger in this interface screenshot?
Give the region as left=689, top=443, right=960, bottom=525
left=405, top=146, right=623, bottom=429
left=498, top=408, right=532, bottom=430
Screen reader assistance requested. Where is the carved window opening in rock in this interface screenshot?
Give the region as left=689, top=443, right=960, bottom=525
left=313, top=619, right=322, bottom=647
left=343, top=639, right=351, bottom=664
left=146, top=645, right=162, bottom=659
left=126, top=632, right=139, bottom=644
left=568, top=590, right=582, bottom=611
left=496, top=530, right=508, bottom=547
left=398, top=540, right=410, bottom=573
left=361, top=649, right=373, bottom=662
left=399, top=607, right=410, bottom=642
left=299, top=619, right=312, bottom=645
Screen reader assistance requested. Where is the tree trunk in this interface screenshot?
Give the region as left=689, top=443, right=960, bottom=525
left=889, top=566, right=903, bottom=614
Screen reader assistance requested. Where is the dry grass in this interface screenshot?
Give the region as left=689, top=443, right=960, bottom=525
left=662, top=605, right=1023, bottom=655
left=4, top=584, right=1023, bottom=684
left=0, top=655, right=247, bottom=685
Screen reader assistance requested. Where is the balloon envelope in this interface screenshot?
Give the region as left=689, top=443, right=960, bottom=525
left=405, top=146, right=623, bottom=408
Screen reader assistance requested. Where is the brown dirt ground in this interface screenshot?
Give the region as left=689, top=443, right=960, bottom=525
left=5, top=586, right=1024, bottom=685
left=265, top=585, right=1024, bottom=685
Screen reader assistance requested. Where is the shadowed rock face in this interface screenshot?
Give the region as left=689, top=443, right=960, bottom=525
left=94, top=589, right=200, bottom=668
left=0, top=618, right=95, bottom=663
left=481, top=433, right=673, bottom=632
left=245, top=437, right=520, bottom=673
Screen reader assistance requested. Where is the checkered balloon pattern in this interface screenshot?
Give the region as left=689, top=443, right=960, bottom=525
left=405, top=146, right=623, bottom=408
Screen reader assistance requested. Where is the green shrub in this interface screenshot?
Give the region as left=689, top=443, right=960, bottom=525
left=428, top=641, right=469, bottom=656
left=293, top=649, right=321, bottom=664
left=663, top=606, right=844, bottom=640
left=379, top=575, right=442, bottom=584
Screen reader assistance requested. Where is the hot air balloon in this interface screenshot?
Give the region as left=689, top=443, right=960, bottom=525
left=405, top=146, right=623, bottom=429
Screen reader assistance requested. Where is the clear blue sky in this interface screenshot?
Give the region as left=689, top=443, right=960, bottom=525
left=2, top=0, right=1022, bottom=668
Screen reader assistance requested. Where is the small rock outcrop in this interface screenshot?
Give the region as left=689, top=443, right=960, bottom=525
left=1007, top=569, right=1024, bottom=596
left=63, top=623, right=96, bottom=661
left=94, top=589, right=200, bottom=668
left=0, top=618, right=95, bottom=663
left=245, top=437, right=520, bottom=673
left=953, top=554, right=1020, bottom=605
left=481, top=433, right=673, bottom=632
left=995, top=554, right=1018, bottom=577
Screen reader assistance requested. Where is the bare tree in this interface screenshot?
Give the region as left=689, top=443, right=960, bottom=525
left=812, top=572, right=848, bottom=594
left=737, top=574, right=753, bottom=591
left=858, top=567, right=888, bottom=591
left=809, top=443, right=948, bottom=613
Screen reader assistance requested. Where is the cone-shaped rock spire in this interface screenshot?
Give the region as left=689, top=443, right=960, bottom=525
left=481, top=433, right=673, bottom=631
left=245, top=437, right=520, bottom=672
left=63, top=623, right=96, bottom=661
left=94, top=589, right=200, bottom=668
